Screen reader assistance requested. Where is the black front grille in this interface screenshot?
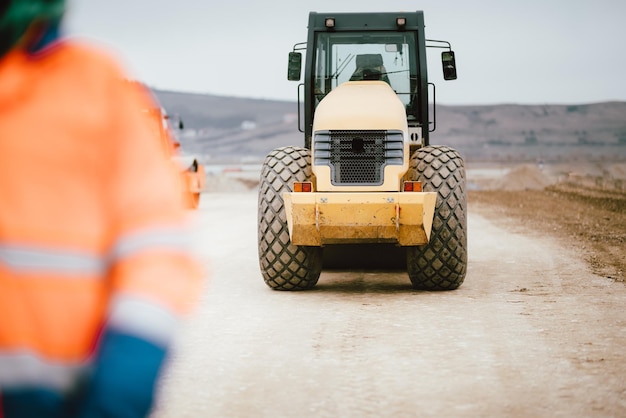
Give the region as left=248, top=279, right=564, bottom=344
left=314, top=130, right=404, bottom=185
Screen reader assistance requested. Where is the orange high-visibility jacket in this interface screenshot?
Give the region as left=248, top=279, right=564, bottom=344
left=0, top=40, right=204, bottom=416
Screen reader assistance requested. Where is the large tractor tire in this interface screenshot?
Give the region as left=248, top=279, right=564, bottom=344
left=258, top=146, right=323, bottom=290
left=405, top=145, right=467, bottom=290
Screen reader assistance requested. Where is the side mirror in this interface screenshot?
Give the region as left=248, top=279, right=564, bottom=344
left=441, top=50, right=457, bottom=80
left=288, top=52, right=302, bottom=81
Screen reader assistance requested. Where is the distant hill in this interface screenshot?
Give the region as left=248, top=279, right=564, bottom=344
left=153, top=89, right=626, bottom=164
left=153, top=90, right=297, bottom=162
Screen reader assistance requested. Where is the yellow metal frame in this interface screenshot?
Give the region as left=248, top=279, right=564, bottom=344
left=283, top=192, right=436, bottom=246
left=285, top=81, right=436, bottom=247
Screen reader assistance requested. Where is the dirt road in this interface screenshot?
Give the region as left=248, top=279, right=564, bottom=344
left=151, top=191, right=625, bottom=418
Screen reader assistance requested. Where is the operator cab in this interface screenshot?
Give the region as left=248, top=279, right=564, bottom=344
left=309, top=32, right=419, bottom=122
left=288, top=12, right=457, bottom=148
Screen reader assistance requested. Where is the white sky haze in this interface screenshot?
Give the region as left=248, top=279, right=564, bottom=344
left=65, top=0, right=626, bottom=105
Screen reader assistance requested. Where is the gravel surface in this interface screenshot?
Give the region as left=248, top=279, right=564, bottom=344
left=149, top=181, right=626, bottom=418
left=469, top=176, right=626, bottom=283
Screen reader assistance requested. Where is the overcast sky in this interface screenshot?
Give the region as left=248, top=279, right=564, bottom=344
left=64, top=0, right=626, bottom=105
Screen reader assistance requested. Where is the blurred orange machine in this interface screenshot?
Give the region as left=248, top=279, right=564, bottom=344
left=132, top=81, right=205, bottom=209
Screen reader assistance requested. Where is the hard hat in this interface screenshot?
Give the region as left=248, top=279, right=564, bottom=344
left=0, top=0, right=65, bottom=57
